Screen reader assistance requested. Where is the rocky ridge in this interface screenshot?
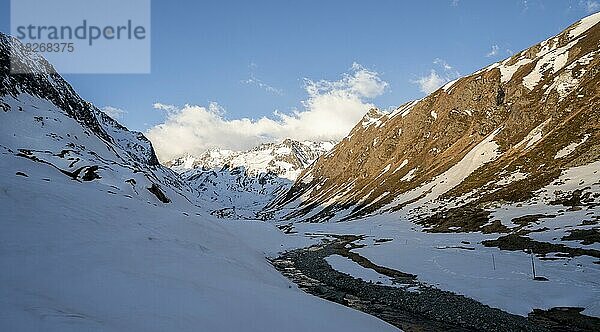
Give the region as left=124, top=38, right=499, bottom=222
left=166, top=139, right=335, bottom=219
left=269, top=13, right=600, bottom=230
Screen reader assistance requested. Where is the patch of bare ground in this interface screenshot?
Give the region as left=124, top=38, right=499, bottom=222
left=528, top=307, right=600, bottom=332
left=562, top=228, right=600, bottom=245
left=481, top=234, right=600, bottom=258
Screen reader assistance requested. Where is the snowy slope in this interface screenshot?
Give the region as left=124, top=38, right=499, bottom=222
left=0, top=153, right=397, bottom=332
left=167, top=139, right=334, bottom=219
left=0, top=33, right=397, bottom=332
left=167, top=139, right=334, bottom=180
left=182, top=166, right=292, bottom=220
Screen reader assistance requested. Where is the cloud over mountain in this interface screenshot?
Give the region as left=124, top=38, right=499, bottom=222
left=146, top=63, right=388, bottom=161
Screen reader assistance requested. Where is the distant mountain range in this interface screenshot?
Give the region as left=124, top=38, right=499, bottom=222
left=165, top=139, right=334, bottom=180
left=165, top=139, right=334, bottom=219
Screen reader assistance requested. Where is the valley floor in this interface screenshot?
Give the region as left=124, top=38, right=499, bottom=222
left=0, top=155, right=398, bottom=332
left=2, top=153, right=598, bottom=331
left=269, top=215, right=600, bottom=331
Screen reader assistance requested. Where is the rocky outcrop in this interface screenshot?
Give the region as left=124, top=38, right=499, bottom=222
left=0, top=31, right=198, bottom=210
left=271, top=13, right=600, bottom=225
left=0, top=33, right=159, bottom=167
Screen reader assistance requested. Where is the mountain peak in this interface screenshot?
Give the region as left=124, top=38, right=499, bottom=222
left=569, top=12, right=600, bottom=39
left=0, top=32, right=160, bottom=166
left=164, top=138, right=334, bottom=219
left=271, top=15, right=600, bottom=225
left=166, top=138, right=335, bottom=180
left=360, top=108, right=386, bottom=128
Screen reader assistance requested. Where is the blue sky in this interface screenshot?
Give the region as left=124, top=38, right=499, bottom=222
left=1, top=0, right=598, bottom=159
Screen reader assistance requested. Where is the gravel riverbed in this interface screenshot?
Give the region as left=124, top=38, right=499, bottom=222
left=270, top=235, right=599, bottom=332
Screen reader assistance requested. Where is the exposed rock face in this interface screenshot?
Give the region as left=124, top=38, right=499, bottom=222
left=0, top=33, right=159, bottom=167
left=271, top=13, right=600, bottom=225
left=147, top=183, right=171, bottom=203
left=0, top=31, right=196, bottom=208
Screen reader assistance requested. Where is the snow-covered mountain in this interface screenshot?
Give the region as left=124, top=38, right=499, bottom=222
left=257, top=15, right=600, bottom=321
left=166, top=139, right=334, bottom=180
left=271, top=13, right=600, bottom=231
left=3, top=12, right=600, bottom=331
left=165, top=139, right=334, bottom=219
left=0, top=33, right=397, bottom=332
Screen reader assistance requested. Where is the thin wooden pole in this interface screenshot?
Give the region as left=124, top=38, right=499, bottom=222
left=530, top=249, right=536, bottom=279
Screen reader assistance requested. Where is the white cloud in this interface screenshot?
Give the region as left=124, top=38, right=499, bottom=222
left=411, top=59, right=460, bottom=95
left=100, top=106, right=126, bottom=120
left=412, top=70, right=446, bottom=95
left=242, top=76, right=283, bottom=95
left=451, top=0, right=459, bottom=7
left=581, top=0, right=600, bottom=13
left=153, top=103, right=179, bottom=114
left=146, top=63, right=388, bottom=161
left=433, top=58, right=453, bottom=71
left=242, top=74, right=283, bottom=95
left=241, top=63, right=283, bottom=95
left=486, top=44, right=500, bottom=57
left=306, top=63, right=388, bottom=99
